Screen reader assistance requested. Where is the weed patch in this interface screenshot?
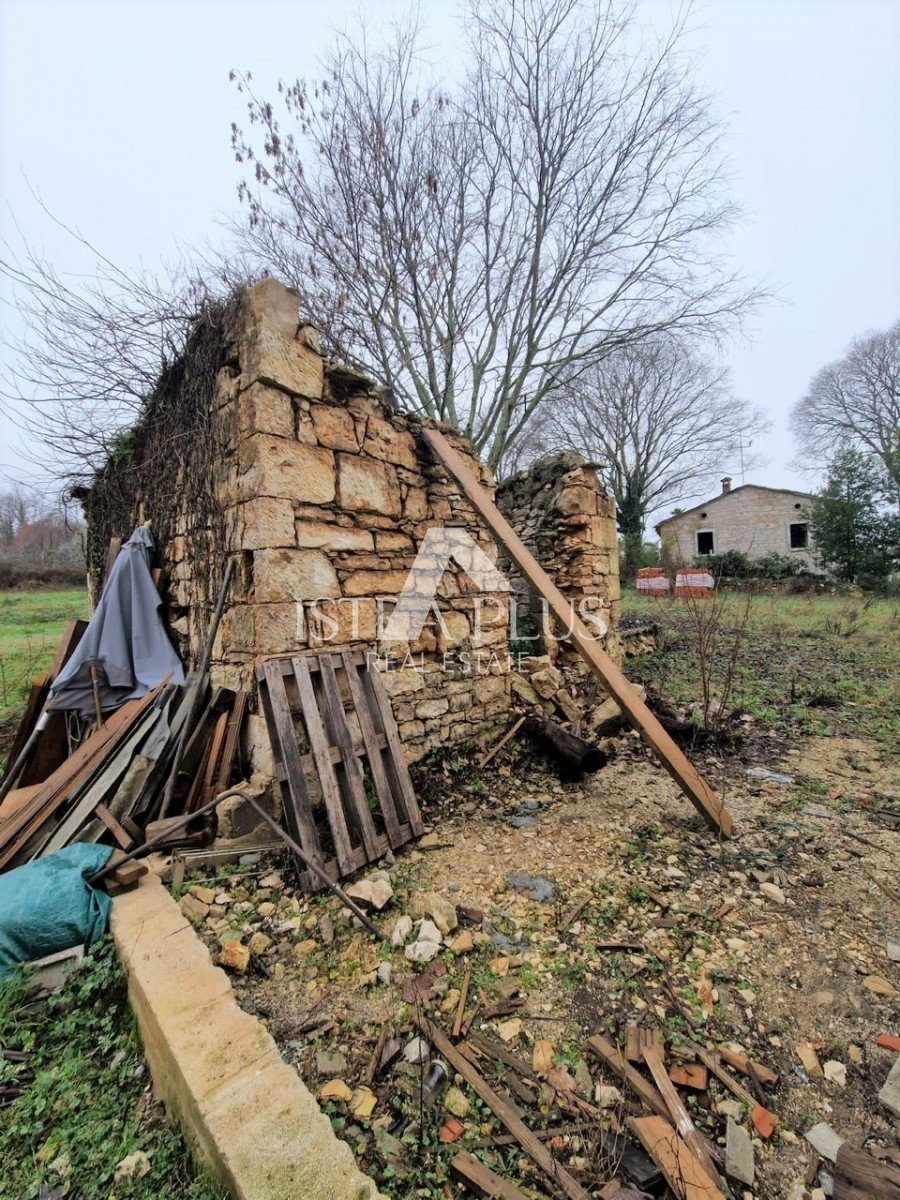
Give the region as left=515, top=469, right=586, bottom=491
left=0, top=939, right=223, bottom=1200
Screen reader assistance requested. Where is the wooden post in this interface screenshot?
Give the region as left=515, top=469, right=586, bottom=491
left=419, top=426, right=733, bottom=838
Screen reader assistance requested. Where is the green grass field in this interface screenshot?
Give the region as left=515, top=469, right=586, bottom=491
left=0, top=589, right=89, bottom=744
left=622, top=586, right=900, bottom=751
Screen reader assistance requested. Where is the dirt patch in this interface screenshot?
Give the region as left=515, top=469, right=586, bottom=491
left=175, top=726, right=899, bottom=1199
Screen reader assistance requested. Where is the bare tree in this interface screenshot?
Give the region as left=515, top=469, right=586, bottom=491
left=512, top=336, right=768, bottom=575
left=0, top=202, right=232, bottom=486
left=791, top=321, right=900, bottom=507
left=231, top=0, right=760, bottom=468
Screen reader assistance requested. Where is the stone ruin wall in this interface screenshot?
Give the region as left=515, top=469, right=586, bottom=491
left=96, top=279, right=622, bottom=801
left=496, top=456, right=622, bottom=666
left=158, top=279, right=513, bottom=773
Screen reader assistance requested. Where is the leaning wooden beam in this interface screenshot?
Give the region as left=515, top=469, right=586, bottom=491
left=419, top=426, right=733, bottom=838
left=416, top=1016, right=593, bottom=1200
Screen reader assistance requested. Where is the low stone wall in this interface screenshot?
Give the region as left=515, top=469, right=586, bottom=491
left=110, top=872, right=383, bottom=1200
left=496, top=455, right=621, bottom=663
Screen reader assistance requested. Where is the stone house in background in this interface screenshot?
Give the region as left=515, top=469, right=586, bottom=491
left=655, top=477, right=816, bottom=568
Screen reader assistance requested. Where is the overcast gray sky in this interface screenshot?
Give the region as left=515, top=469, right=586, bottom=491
left=1, top=0, right=898, bottom=523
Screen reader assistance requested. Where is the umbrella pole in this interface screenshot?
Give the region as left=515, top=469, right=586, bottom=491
left=89, top=663, right=104, bottom=733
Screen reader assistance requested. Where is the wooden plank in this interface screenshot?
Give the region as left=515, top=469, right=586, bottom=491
left=198, top=710, right=229, bottom=807
left=362, top=658, right=424, bottom=836
left=105, top=859, right=149, bottom=895
left=259, top=662, right=327, bottom=878
left=0, top=684, right=166, bottom=868
left=714, top=1046, right=777, bottom=1087
left=690, top=1045, right=758, bottom=1109
left=2, top=674, right=51, bottom=782
left=629, top=1116, right=726, bottom=1200
left=586, top=1035, right=670, bottom=1121
left=466, top=1032, right=533, bottom=1080
left=0, top=783, right=43, bottom=826
left=14, top=616, right=86, bottom=788
left=215, top=691, right=247, bottom=792
left=625, top=1025, right=662, bottom=1065
left=420, top=426, right=733, bottom=838
left=642, top=1046, right=723, bottom=1190
left=318, top=655, right=380, bottom=860
left=450, top=1151, right=531, bottom=1200
left=669, top=1062, right=709, bottom=1092
left=35, top=705, right=164, bottom=857
left=47, top=619, right=89, bottom=680
left=834, top=1142, right=900, bottom=1200
left=292, top=656, right=355, bottom=874
left=183, top=732, right=214, bottom=815
left=416, top=1016, right=592, bottom=1200
left=453, top=961, right=472, bottom=1039
left=340, top=650, right=404, bottom=848
left=93, top=803, right=134, bottom=851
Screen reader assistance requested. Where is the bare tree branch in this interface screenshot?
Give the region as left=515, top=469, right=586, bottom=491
left=790, top=321, right=900, bottom=507
left=230, top=0, right=763, bottom=467
left=0, top=193, right=240, bottom=486
left=506, top=335, right=769, bottom=573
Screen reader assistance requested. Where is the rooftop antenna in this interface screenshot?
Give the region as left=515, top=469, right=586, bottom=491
left=738, top=438, right=752, bottom=485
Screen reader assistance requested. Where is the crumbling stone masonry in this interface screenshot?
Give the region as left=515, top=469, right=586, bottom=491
left=496, top=456, right=622, bottom=664
left=167, top=279, right=515, bottom=769
left=86, top=278, right=621, bottom=788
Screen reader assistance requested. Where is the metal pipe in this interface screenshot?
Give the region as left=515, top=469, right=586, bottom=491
left=88, top=786, right=385, bottom=940
left=0, top=712, right=48, bottom=803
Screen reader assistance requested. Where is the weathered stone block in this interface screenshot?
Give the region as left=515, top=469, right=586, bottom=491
left=379, top=667, right=426, bottom=696
left=236, top=279, right=325, bottom=399
left=336, top=454, right=401, bottom=516
left=436, top=611, right=470, bottom=651
left=250, top=437, right=335, bottom=504
left=233, top=498, right=296, bottom=549
left=556, top=485, right=598, bottom=516
left=363, top=416, right=419, bottom=470
left=238, top=383, right=295, bottom=440
left=402, top=487, right=429, bottom=520
left=375, top=531, right=414, bottom=553
left=254, top=602, right=305, bottom=655
left=342, top=569, right=410, bottom=597
left=303, top=598, right=377, bottom=645
left=295, top=520, right=374, bottom=553
left=254, top=549, right=340, bottom=603
left=311, top=405, right=360, bottom=452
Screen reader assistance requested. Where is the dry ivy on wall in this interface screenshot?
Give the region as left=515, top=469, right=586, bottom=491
left=81, top=297, right=238, bottom=626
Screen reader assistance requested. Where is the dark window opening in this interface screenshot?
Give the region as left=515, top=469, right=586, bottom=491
left=789, top=522, right=808, bottom=549
left=697, top=530, right=715, bottom=555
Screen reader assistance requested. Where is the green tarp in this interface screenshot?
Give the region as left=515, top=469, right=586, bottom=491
left=0, top=844, right=114, bottom=980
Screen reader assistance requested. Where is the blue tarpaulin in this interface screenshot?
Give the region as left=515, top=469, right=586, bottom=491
left=0, top=844, right=114, bottom=980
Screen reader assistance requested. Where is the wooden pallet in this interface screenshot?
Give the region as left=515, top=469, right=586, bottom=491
left=257, top=650, right=423, bottom=889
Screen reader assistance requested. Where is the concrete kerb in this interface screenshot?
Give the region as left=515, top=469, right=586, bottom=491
left=110, top=872, right=384, bottom=1200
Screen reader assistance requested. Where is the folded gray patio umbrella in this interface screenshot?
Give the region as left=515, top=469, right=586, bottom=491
left=47, top=525, right=184, bottom=716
